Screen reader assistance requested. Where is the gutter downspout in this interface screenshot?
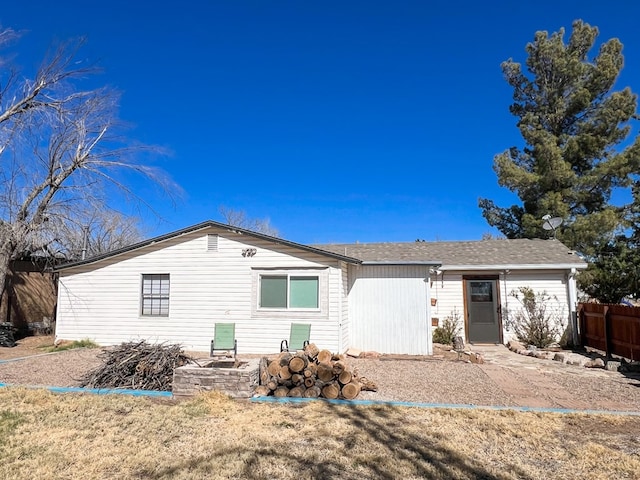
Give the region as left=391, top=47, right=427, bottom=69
left=426, top=266, right=432, bottom=356
left=567, top=268, right=578, bottom=346
left=337, top=262, right=343, bottom=353
left=502, top=270, right=510, bottom=340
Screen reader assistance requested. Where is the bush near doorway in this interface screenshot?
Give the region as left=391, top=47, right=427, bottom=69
left=507, top=287, right=565, bottom=348
left=432, top=308, right=462, bottom=345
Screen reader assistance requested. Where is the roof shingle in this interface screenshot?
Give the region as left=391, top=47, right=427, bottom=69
left=315, top=238, right=587, bottom=269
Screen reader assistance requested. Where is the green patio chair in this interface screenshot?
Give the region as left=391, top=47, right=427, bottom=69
left=280, top=323, right=311, bottom=352
left=210, top=323, right=237, bottom=358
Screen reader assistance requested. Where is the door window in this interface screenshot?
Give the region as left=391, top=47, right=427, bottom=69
left=470, top=281, right=493, bottom=302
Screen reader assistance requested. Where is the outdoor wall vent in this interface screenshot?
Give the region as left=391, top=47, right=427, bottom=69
left=207, top=234, right=219, bottom=252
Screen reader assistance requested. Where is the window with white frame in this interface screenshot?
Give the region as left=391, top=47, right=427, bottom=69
left=259, top=274, right=319, bottom=309
left=141, top=274, right=170, bottom=316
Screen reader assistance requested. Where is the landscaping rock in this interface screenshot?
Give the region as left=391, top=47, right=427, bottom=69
left=360, top=351, right=380, bottom=359
left=535, top=351, right=555, bottom=360
left=605, top=361, right=622, bottom=372
left=507, top=340, right=525, bottom=352
left=469, top=352, right=484, bottom=364
left=584, top=358, right=605, bottom=368
left=567, top=357, right=586, bottom=366
left=345, top=348, right=362, bottom=358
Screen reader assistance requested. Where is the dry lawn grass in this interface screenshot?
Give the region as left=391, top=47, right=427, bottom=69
left=0, top=388, right=638, bottom=479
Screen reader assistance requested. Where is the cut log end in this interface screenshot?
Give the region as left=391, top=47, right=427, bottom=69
left=341, top=381, right=361, bottom=400
left=321, top=383, right=340, bottom=399
left=260, top=349, right=372, bottom=400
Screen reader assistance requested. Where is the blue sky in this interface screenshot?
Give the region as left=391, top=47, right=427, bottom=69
left=2, top=1, right=640, bottom=244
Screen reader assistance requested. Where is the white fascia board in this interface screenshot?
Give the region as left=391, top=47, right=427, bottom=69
left=440, top=263, right=588, bottom=271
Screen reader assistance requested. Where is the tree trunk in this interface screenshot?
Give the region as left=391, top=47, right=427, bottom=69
left=0, top=250, right=11, bottom=305
left=332, top=360, right=346, bottom=375
left=278, top=365, right=292, bottom=381
left=304, top=342, right=320, bottom=360
left=321, top=382, right=340, bottom=399
left=338, top=369, right=353, bottom=385
left=317, top=349, right=332, bottom=364
left=267, top=359, right=281, bottom=377
left=287, top=386, right=305, bottom=398
left=288, top=354, right=308, bottom=373
left=259, top=349, right=371, bottom=400
left=278, top=352, right=293, bottom=366
left=303, top=385, right=321, bottom=398
left=341, top=381, right=361, bottom=400
left=316, top=362, right=335, bottom=382
left=254, top=385, right=270, bottom=397
left=274, top=386, right=289, bottom=397
left=259, top=357, right=269, bottom=385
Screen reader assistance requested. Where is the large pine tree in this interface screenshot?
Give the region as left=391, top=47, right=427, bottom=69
left=479, top=20, right=640, bottom=259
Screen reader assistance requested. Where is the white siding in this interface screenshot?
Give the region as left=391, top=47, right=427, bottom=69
left=429, top=272, right=465, bottom=333
left=56, top=228, right=346, bottom=354
left=429, top=270, right=571, bottom=343
left=339, top=261, right=350, bottom=352
left=348, top=264, right=431, bottom=355
left=500, top=271, right=570, bottom=342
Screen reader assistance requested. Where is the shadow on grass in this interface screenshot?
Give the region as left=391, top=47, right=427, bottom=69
left=143, top=401, right=534, bottom=479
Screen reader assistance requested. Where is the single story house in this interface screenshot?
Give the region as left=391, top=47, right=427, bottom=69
left=54, top=220, right=587, bottom=355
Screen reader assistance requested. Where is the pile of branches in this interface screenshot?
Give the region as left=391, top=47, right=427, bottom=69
left=79, top=341, right=192, bottom=391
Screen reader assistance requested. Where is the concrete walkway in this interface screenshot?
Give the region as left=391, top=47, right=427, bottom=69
left=468, top=344, right=631, bottom=411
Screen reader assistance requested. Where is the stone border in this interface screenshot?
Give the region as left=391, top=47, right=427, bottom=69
left=173, top=357, right=260, bottom=398
left=506, top=340, right=640, bottom=372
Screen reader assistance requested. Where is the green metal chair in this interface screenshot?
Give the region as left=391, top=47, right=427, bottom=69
left=280, top=323, right=311, bottom=352
left=210, top=323, right=237, bottom=358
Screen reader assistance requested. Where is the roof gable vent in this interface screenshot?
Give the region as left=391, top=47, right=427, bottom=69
left=207, top=234, right=219, bottom=251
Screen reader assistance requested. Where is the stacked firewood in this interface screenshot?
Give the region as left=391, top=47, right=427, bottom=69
left=254, top=343, right=377, bottom=399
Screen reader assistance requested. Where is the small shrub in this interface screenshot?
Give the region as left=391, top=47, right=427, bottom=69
left=506, top=287, right=565, bottom=348
left=45, top=339, right=99, bottom=352
left=432, top=308, right=461, bottom=345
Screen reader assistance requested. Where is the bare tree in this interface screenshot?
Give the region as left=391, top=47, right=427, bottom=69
left=0, top=28, right=173, bottom=296
left=218, top=206, right=279, bottom=237
left=55, top=210, right=144, bottom=261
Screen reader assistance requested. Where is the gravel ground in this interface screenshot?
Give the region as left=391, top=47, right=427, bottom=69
left=0, top=348, right=519, bottom=406
left=0, top=348, right=103, bottom=387
left=353, top=358, right=518, bottom=406
left=1, top=339, right=640, bottom=412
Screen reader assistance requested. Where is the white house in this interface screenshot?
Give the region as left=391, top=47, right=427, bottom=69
left=54, top=220, right=587, bottom=355
left=317, top=240, right=588, bottom=346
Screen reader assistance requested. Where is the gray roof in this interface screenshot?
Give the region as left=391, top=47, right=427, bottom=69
left=55, top=220, right=362, bottom=271
left=314, top=238, right=587, bottom=270
left=55, top=219, right=587, bottom=272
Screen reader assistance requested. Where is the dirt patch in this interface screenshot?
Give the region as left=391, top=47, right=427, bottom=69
left=0, top=335, right=55, bottom=360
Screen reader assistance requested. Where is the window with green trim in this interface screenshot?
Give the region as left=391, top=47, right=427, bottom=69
left=259, top=275, right=319, bottom=309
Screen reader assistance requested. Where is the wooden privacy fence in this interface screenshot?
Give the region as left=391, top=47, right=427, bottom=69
left=578, top=303, right=640, bottom=361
